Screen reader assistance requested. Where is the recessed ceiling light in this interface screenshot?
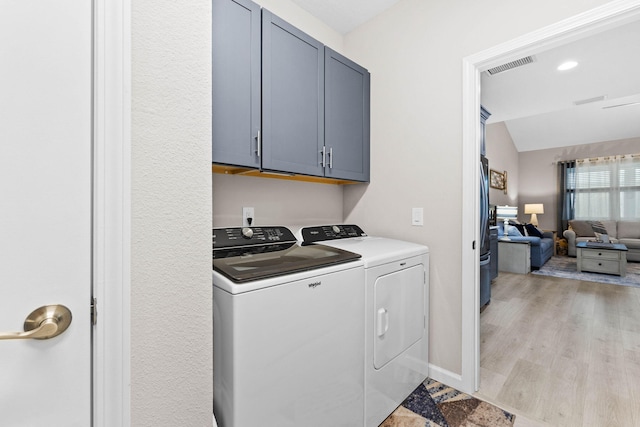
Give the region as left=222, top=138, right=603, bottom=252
left=557, top=61, right=578, bottom=71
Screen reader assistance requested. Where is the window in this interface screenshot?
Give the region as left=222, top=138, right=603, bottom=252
left=574, top=155, right=640, bottom=220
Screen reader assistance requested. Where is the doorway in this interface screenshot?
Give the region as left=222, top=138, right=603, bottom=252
left=462, top=0, right=640, bottom=393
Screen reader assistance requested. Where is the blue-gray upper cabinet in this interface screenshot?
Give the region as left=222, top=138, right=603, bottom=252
left=261, top=10, right=325, bottom=177
left=212, top=0, right=261, bottom=168
left=324, top=48, right=370, bottom=182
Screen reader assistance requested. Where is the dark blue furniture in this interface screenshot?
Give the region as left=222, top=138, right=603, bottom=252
left=497, top=222, right=554, bottom=269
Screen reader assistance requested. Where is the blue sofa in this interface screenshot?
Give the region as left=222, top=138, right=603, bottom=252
left=496, top=222, right=554, bottom=269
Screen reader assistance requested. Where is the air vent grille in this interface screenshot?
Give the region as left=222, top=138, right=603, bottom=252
left=486, top=56, right=535, bottom=75
left=574, top=95, right=607, bottom=106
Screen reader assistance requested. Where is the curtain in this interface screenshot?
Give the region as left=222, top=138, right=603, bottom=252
left=574, top=154, right=640, bottom=221
left=557, top=160, right=575, bottom=232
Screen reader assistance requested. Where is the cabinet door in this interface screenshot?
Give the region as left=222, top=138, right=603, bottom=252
left=325, top=48, right=370, bottom=182
left=262, top=10, right=325, bottom=176
left=212, top=0, right=261, bottom=168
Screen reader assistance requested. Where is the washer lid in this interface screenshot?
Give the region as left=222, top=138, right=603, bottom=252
left=213, top=226, right=361, bottom=283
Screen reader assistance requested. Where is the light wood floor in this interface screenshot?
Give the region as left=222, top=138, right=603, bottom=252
left=475, top=271, right=640, bottom=426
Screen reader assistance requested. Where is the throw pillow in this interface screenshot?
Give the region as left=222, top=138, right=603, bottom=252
left=589, top=220, right=610, bottom=242
left=588, top=220, right=608, bottom=235
left=569, top=220, right=595, bottom=237
left=508, top=220, right=525, bottom=236
left=524, top=223, right=544, bottom=238
left=505, top=224, right=522, bottom=237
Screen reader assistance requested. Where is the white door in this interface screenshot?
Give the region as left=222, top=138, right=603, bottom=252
left=0, top=0, right=93, bottom=425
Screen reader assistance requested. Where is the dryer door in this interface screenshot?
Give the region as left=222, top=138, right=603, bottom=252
left=373, top=264, right=425, bottom=369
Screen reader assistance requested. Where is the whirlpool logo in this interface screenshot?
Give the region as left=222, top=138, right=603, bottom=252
left=308, top=281, right=321, bottom=289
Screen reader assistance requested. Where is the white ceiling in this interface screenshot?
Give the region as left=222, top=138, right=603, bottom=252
left=291, top=0, right=640, bottom=152
left=291, top=0, right=400, bottom=34
left=481, top=20, right=640, bottom=152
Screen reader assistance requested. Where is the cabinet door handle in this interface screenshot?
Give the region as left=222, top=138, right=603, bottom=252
left=320, top=146, right=326, bottom=167
left=255, top=130, right=261, bottom=158
left=328, top=147, right=333, bottom=169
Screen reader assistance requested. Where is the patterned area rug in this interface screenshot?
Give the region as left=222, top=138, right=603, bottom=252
left=381, top=379, right=515, bottom=427
left=532, top=255, right=640, bottom=288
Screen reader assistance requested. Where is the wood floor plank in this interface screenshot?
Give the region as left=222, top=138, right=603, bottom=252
left=624, top=349, right=640, bottom=426
left=478, top=269, right=640, bottom=426
left=534, top=355, right=587, bottom=427
left=496, top=358, right=547, bottom=414
left=556, top=314, right=593, bottom=363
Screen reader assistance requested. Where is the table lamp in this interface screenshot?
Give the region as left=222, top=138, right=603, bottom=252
left=524, top=203, right=544, bottom=226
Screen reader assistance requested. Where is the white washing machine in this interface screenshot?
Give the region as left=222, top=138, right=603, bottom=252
left=298, top=224, right=429, bottom=427
left=213, top=226, right=365, bottom=427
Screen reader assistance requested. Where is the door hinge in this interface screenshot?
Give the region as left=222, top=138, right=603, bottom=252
left=91, top=298, right=98, bottom=325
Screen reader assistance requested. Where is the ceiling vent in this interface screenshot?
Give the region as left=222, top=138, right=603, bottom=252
left=574, top=95, right=607, bottom=106
left=486, top=56, right=535, bottom=75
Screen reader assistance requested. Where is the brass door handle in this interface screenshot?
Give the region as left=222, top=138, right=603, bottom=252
left=0, top=305, right=72, bottom=341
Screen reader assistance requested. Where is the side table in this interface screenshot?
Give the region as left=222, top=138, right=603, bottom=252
left=498, top=240, right=531, bottom=274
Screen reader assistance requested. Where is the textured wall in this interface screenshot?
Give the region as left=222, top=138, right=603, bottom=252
left=131, top=1, right=213, bottom=425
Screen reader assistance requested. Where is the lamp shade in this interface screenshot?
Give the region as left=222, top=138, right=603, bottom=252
left=524, top=204, right=544, bottom=214
left=495, top=205, right=517, bottom=221
left=524, top=203, right=544, bottom=226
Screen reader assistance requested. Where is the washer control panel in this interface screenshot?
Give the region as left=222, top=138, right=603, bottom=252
left=301, top=224, right=366, bottom=244
left=213, top=226, right=296, bottom=249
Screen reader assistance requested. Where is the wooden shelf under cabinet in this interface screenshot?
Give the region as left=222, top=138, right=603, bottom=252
left=212, top=164, right=360, bottom=185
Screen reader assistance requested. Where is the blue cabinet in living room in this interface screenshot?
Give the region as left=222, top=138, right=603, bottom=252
left=489, top=226, right=499, bottom=280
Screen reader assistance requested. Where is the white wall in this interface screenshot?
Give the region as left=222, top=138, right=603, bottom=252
left=519, top=136, right=640, bottom=231
left=132, top=1, right=213, bottom=425
left=213, top=174, right=345, bottom=227
left=341, top=0, right=614, bottom=377
left=486, top=122, right=519, bottom=207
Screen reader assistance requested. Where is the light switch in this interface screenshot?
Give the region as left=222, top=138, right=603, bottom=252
left=412, top=208, right=424, bottom=226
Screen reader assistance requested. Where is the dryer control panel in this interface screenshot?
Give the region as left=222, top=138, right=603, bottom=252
left=301, top=224, right=366, bottom=244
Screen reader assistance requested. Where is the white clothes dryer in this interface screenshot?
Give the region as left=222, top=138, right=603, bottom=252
left=298, top=224, right=429, bottom=427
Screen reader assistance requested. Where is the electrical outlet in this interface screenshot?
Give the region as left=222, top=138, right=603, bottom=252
left=412, top=207, right=424, bottom=226
left=242, top=207, right=255, bottom=227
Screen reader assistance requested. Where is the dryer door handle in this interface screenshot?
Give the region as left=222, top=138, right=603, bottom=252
left=377, top=307, right=389, bottom=337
